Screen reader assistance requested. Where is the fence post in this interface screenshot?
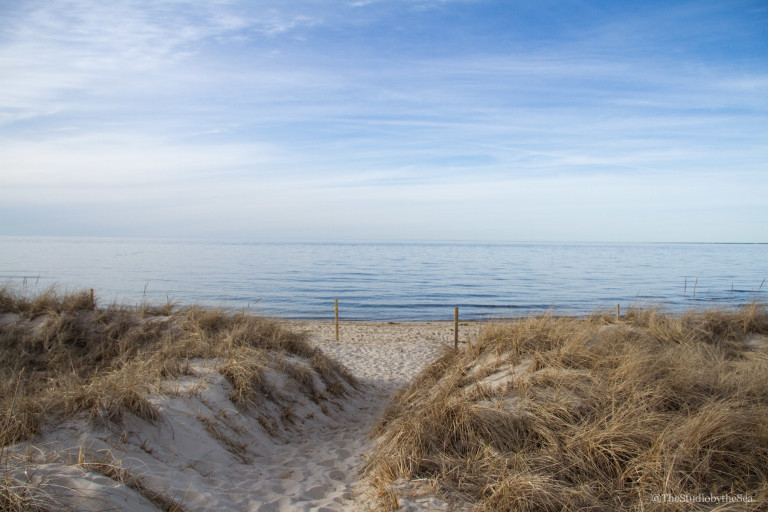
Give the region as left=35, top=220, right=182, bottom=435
left=335, top=298, right=339, bottom=341
left=454, top=306, right=459, bottom=350
left=90, top=288, right=95, bottom=309
left=616, top=304, right=620, bottom=320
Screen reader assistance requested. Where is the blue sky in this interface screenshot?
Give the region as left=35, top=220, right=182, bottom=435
left=1, top=0, right=766, bottom=242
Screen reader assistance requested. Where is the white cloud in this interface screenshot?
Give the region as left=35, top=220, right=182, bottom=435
left=0, top=0, right=766, bottom=241
left=0, top=133, right=284, bottom=192
left=0, top=0, right=327, bottom=126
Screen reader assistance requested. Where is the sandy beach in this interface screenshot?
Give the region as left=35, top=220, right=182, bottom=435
left=3, top=290, right=767, bottom=511
left=4, top=316, right=485, bottom=512
left=263, top=320, right=485, bottom=511
left=249, top=320, right=485, bottom=511
left=292, top=320, right=485, bottom=389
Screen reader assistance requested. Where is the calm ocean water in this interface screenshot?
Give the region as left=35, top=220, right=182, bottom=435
left=0, top=237, right=765, bottom=321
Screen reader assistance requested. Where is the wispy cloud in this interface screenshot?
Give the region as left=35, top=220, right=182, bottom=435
left=0, top=1, right=326, bottom=124
left=1, top=0, right=766, bottom=241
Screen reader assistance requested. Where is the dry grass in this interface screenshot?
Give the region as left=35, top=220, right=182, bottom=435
left=72, top=447, right=186, bottom=512
left=0, top=285, right=356, bottom=510
left=0, top=285, right=94, bottom=318
left=196, top=413, right=251, bottom=463
left=0, top=464, right=60, bottom=512
left=364, top=303, right=768, bottom=511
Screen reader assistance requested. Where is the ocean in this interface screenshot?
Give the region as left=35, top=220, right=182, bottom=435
left=0, top=237, right=765, bottom=321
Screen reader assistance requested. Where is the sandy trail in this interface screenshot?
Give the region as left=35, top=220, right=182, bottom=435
left=265, top=321, right=482, bottom=511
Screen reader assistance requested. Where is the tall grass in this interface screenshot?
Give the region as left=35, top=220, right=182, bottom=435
left=364, top=303, right=768, bottom=511
left=0, top=285, right=93, bottom=318
left=0, top=285, right=356, bottom=511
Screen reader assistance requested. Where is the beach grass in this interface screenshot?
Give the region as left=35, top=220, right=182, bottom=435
left=363, top=303, right=768, bottom=511
left=0, top=285, right=356, bottom=511
left=3, top=284, right=767, bottom=511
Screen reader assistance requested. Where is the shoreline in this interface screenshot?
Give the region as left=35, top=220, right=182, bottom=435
left=286, top=319, right=488, bottom=347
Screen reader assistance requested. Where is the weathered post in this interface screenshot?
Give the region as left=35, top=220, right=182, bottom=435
left=335, top=298, right=339, bottom=341
left=454, top=306, right=459, bottom=350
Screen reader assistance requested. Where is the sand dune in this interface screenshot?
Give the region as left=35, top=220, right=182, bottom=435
left=6, top=296, right=766, bottom=512
left=5, top=319, right=482, bottom=511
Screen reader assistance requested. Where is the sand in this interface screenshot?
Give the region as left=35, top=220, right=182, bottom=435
left=7, top=320, right=485, bottom=511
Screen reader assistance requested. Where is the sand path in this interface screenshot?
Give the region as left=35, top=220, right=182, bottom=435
left=255, top=320, right=482, bottom=511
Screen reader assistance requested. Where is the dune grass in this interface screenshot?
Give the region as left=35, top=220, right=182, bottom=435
left=364, top=303, right=768, bottom=511
left=0, top=285, right=356, bottom=511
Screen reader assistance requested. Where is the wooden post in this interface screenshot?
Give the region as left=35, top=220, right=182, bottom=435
left=454, top=306, right=459, bottom=350
left=90, top=288, right=94, bottom=309
left=616, top=304, right=620, bottom=320
left=335, top=298, right=339, bottom=341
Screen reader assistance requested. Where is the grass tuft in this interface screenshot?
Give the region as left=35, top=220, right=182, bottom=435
left=0, top=285, right=94, bottom=318
left=74, top=448, right=186, bottom=512
left=364, top=303, right=768, bottom=511
left=0, top=286, right=354, bottom=510
left=0, top=465, right=57, bottom=512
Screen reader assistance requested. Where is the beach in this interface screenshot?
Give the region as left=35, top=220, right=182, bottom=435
left=252, top=320, right=486, bottom=511
left=1, top=308, right=485, bottom=512
left=292, top=320, right=485, bottom=388
left=189, top=319, right=487, bottom=511
left=2, top=293, right=765, bottom=512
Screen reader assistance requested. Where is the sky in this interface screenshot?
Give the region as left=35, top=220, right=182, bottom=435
left=0, top=0, right=766, bottom=242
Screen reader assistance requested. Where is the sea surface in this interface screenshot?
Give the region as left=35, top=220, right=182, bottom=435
left=0, top=237, right=765, bottom=321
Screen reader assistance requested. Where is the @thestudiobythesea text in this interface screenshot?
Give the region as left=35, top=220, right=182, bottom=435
left=651, top=494, right=753, bottom=504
